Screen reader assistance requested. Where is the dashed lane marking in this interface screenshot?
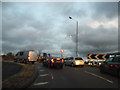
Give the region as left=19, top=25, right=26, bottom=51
left=40, top=74, right=49, bottom=77
left=34, top=82, right=48, bottom=86
left=40, top=70, right=45, bottom=72
left=84, top=71, right=113, bottom=84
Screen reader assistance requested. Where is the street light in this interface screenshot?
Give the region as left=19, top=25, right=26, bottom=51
left=69, top=16, right=79, bottom=57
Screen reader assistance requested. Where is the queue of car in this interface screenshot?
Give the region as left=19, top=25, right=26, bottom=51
left=42, top=56, right=85, bottom=68
left=14, top=50, right=119, bottom=77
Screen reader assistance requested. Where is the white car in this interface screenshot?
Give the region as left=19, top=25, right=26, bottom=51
left=64, top=57, right=84, bottom=67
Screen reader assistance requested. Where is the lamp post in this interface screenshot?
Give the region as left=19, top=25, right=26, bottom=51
left=69, top=16, right=79, bottom=57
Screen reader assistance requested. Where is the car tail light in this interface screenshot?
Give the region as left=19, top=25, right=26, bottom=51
left=115, top=65, right=118, bottom=68
left=62, top=59, right=64, bottom=63
left=74, top=60, right=78, bottom=62
left=26, top=59, right=28, bottom=61
left=51, top=59, right=54, bottom=63
left=28, top=56, right=30, bottom=60
left=110, top=65, right=113, bottom=67
left=51, top=64, right=53, bottom=67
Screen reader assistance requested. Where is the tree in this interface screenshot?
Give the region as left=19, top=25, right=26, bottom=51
left=6, top=52, right=14, bottom=60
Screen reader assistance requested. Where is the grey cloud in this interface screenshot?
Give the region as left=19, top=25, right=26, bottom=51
left=2, top=2, right=118, bottom=58
left=92, top=2, right=118, bottom=20
left=77, top=24, right=118, bottom=57
left=47, top=2, right=87, bottom=19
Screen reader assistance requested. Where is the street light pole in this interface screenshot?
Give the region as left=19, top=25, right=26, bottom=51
left=76, top=21, right=78, bottom=57
left=69, top=16, right=79, bottom=57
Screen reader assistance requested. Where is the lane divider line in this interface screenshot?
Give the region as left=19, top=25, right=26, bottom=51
left=40, top=70, right=45, bottom=72
left=40, top=74, right=49, bottom=77
left=34, top=82, right=48, bottom=86
left=84, top=71, right=113, bottom=84
left=50, top=73, right=54, bottom=80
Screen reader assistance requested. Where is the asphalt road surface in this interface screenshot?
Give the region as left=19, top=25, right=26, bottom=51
left=28, top=62, right=120, bottom=88
left=2, top=61, right=23, bottom=81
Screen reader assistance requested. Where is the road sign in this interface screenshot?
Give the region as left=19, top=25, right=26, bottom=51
left=61, top=49, right=64, bottom=53
left=87, top=54, right=109, bottom=60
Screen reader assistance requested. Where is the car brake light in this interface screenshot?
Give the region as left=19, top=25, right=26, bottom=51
left=110, top=65, right=113, bottom=67
left=28, top=56, right=30, bottom=60
left=62, top=59, right=64, bottom=63
left=74, top=60, right=78, bottom=62
left=51, top=59, right=54, bottom=63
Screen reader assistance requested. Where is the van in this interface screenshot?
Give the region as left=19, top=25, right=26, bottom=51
left=14, top=50, right=37, bottom=64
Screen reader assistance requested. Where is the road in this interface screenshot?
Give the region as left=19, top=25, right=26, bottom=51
left=2, top=61, right=23, bottom=81
left=28, top=62, right=119, bottom=88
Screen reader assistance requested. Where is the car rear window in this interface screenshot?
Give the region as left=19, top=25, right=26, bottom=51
left=75, top=57, right=83, bottom=60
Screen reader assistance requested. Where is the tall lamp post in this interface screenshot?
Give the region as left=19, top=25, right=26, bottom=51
left=69, top=16, right=79, bottom=57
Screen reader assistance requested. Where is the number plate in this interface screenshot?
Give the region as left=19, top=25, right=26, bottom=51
left=56, top=61, right=60, bottom=63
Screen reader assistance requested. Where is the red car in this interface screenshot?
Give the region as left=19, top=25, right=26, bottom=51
left=43, top=57, right=64, bottom=68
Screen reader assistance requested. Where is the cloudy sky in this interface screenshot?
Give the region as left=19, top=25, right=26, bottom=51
left=2, top=2, right=118, bottom=59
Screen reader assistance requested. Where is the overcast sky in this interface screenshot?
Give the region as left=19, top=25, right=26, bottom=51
left=2, top=2, right=118, bottom=59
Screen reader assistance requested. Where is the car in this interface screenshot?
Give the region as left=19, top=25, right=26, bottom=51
left=88, top=60, right=94, bottom=66
left=43, top=57, right=64, bottom=68
left=64, top=57, right=84, bottom=67
left=99, top=56, right=120, bottom=76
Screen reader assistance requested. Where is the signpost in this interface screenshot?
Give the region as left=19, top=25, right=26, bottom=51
left=61, top=49, right=64, bottom=58
left=87, top=54, right=109, bottom=60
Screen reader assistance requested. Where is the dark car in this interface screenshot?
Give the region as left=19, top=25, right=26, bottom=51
left=43, top=57, right=64, bottom=68
left=99, top=56, right=120, bottom=77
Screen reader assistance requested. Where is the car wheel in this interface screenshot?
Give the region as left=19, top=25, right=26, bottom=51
left=64, top=63, right=67, bottom=66
left=24, top=61, right=27, bottom=64
left=81, top=65, right=84, bottom=67
left=71, top=63, right=74, bottom=67
left=32, top=61, right=35, bottom=64
left=60, top=65, right=63, bottom=69
left=99, top=67, right=104, bottom=73
left=48, top=64, right=51, bottom=68
left=118, top=71, right=120, bottom=78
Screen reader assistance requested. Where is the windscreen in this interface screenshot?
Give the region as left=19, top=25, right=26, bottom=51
left=75, top=57, right=83, bottom=60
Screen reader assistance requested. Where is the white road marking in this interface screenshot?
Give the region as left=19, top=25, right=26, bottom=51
left=50, top=73, right=54, bottom=80
left=34, top=82, right=48, bottom=86
left=40, top=70, right=45, bottom=72
left=40, top=74, right=49, bottom=77
left=84, top=71, right=113, bottom=84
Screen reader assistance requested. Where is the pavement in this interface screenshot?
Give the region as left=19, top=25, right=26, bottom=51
left=2, top=61, right=39, bottom=89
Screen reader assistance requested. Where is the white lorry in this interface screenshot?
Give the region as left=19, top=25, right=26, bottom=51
left=14, top=50, right=37, bottom=64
